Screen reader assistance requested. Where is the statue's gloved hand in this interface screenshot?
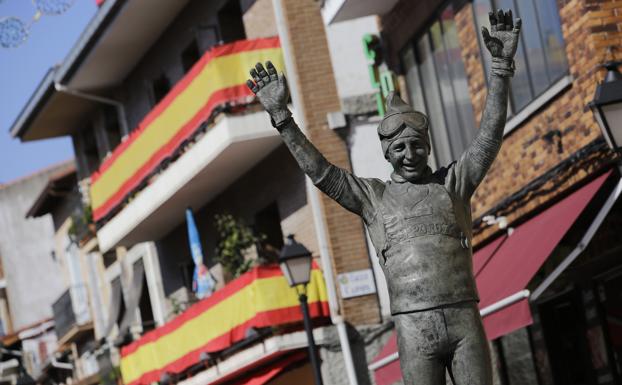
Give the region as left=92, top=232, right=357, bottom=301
left=481, top=9, right=521, bottom=77
left=246, top=61, right=292, bottom=126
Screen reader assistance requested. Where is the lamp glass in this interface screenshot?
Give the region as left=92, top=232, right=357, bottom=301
left=602, top=103, right=622, bottom=150
left=280, top=255, right=311, bottom=287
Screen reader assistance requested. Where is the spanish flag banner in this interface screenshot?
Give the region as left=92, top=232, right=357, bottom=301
left=120, top=265, right=330, bottom=385
left=90, top=37, right=283, bottom=221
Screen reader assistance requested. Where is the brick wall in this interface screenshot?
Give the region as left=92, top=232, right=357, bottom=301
left=453, top=0, right=622, bottom=244
left=279, top=0, right=381, bottom=325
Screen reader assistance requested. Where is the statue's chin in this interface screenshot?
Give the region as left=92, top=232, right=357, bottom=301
left=395, top=165, right=430, bottom=183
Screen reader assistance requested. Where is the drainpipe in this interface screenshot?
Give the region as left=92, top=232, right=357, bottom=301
left=271, top=1, right=358, bottom=384
left=54, top=82, right=129, bottom=137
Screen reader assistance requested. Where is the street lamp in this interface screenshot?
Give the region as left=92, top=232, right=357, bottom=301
left=279, top=234, right=323, bottom=385
left=589, top=61, right=622, bottom=152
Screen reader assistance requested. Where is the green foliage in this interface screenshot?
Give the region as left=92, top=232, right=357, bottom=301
left=214, top=214, right=263, bottom=278
left=68, top=203, right=94, bottom=243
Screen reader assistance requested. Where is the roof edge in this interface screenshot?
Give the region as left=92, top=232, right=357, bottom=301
left=9, top=68, right=56, bottom=139
left=56, top=0, right=126, bottom=85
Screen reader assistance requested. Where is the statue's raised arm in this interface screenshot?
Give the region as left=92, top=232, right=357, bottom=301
left=454, top=9, right=521, bottom=199
left=246, top=62, right=376, bottom=220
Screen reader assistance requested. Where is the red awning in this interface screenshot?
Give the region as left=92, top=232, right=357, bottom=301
left=370, top=332, right=401, bottom=385
left=371, top=171, right=613, bottom=385
left=474, top=170, right=611, bottom=339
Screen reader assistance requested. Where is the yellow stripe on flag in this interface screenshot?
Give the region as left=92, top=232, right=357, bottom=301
left=90, top=46, right=283, bottom=214
left=120, top=269, right=327, bottom=385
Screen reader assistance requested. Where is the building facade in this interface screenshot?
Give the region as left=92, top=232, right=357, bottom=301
left=11, top=0, right=388, bottom=384
left=319, top=0, right=622, bottom=384
left=11, top=0, right=622, bottom=384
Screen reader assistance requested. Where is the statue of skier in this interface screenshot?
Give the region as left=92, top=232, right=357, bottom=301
left=246, top=9, right=520, bottom=384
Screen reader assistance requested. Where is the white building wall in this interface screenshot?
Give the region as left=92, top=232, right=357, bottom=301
left=0, top=164, right=67, bottom=330
left=325, top=15, right=379, bottom=99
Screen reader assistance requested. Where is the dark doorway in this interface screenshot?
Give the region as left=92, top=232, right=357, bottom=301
left=598, top=270, right=622, bottom=381
left=138, top=271, right=155, bottom=332
left=151, top=74, right=171, bottom=105
left=538, top=288, right=596, bottom=385
left=182, top=39, right=201, bottom=74
left=254, top=202, right=283, bottom=263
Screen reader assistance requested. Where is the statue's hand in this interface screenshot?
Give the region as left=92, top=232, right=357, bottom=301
left=481, top=9, right=521, bottom=60
left=246, top=61, right=291, bottom=125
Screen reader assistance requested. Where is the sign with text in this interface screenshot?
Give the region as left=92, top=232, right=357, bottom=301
left=337, top=269, right=377, bottom=299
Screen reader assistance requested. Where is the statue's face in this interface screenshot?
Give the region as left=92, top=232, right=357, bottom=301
left=386, top=135, right=429, bottom=182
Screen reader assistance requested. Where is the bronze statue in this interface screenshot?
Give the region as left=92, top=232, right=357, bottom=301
left=247, top=9, right=520, bottom=385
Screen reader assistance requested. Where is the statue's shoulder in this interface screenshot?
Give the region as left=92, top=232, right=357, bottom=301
left=360, top=177, right=386, bottom=196
left=366, top=177, right=386, bottom=189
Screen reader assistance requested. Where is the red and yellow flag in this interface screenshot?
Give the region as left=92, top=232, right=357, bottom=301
left=120, top=265, right=329, bottom=385
left=90, top=37, right=283, bottom=221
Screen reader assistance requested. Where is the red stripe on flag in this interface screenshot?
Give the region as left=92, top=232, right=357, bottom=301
left=92, top=83, right=254, bottom=221
left=124, top=301, right=330, bottom=385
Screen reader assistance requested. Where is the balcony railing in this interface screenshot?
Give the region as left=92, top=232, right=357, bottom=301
left=52, top=284, right=92, bottom=344
left=119, top=264, right=330, bottom=385
left=89, top=37, right=284, bottom=223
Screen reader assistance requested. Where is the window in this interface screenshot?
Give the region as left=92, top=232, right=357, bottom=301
left=77, top=126, right=102, bottom=176
left=181, top=39, right=201, bottom=74
left=400, top=4, right=477, bottom=167
left=103, top=106, right=122, bottom=152
left=473, top=0, right=568, bottom=113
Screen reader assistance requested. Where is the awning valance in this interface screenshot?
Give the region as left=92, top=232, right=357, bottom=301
left=90, top=37, right=284, bottom=222
left=120, top=265, right=329, bottom=385
left=370, top=170, right=615, bottom=385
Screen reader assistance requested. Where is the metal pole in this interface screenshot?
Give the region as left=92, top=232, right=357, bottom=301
left=299, top=292, right=324, bottom=385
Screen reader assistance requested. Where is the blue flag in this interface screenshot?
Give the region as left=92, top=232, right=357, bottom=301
left=185, top=208, right=215, bottom=299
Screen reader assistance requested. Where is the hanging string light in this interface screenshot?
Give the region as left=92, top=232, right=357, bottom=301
left=0, top=17, right=28, bottom=48
left=0, top=0, right=76, bottom=48
left=33, top=0, right=75, bottom=16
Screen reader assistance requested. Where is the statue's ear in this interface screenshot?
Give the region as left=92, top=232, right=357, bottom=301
left=385, top=91, right=413, bottom=114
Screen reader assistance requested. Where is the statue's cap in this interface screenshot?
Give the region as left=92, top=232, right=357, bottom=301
left=378, top=92, right=429, bottom=155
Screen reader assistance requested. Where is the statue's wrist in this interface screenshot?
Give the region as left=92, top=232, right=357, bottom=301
left=270, top=109, right=293, bottom=130
left=270, top=108, right=292, bottom=125
left=491, top=56, right=515, bottom=77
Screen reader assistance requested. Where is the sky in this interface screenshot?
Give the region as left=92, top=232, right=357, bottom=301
left=0, top=0, right=97, bottom=184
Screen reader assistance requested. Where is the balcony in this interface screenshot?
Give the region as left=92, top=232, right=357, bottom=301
left=89, top=37, right=285, bottom=252
left=52, top=285, right=94, bottom=347
left=119, top=264, right=329, bottom=385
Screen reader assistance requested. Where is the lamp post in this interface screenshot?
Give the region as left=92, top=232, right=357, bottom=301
left=279, top=235, right=323, bottom=385
left=589, top=61, right=622, bottom=153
